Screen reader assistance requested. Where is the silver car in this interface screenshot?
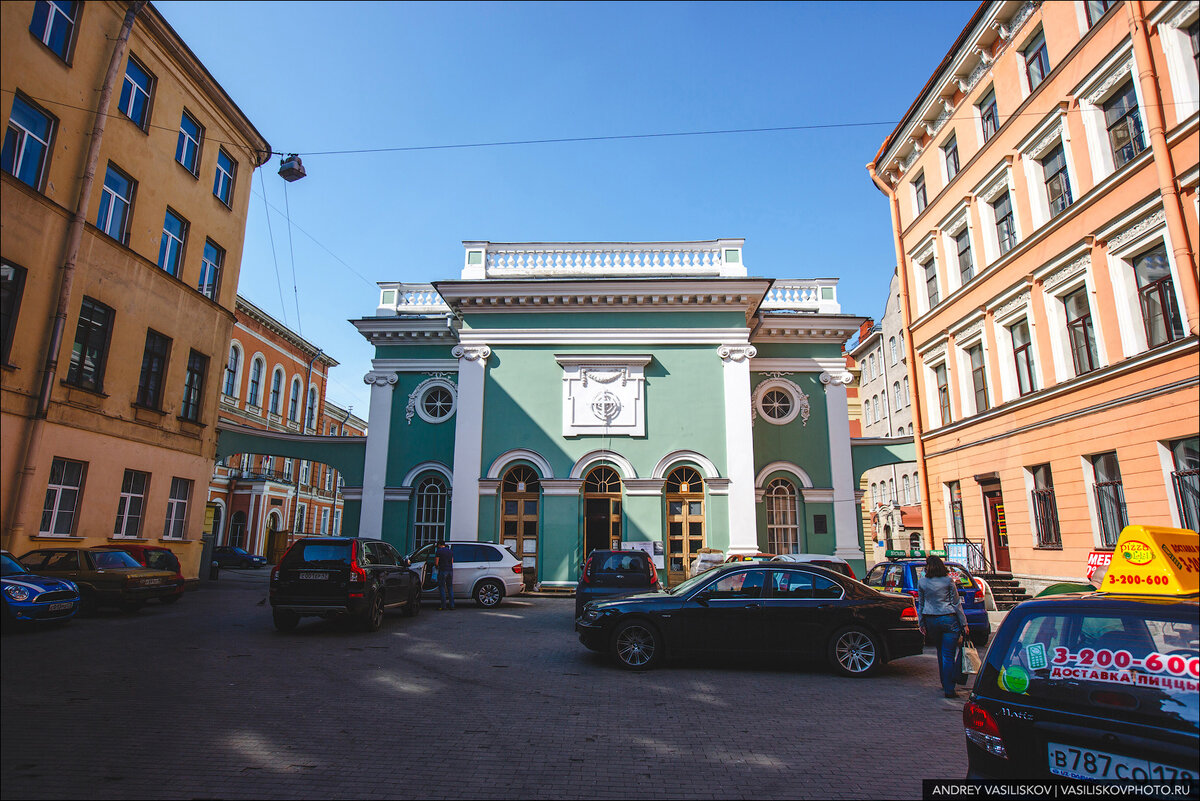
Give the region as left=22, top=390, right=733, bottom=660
left=408, top=542, right=525, bottom=608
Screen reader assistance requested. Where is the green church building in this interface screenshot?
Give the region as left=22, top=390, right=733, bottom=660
left=342, top=240, right=903, bottom=589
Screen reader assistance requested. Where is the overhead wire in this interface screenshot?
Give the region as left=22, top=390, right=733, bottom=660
left=256, top=169, right=290, bottom=328
left=282, top=179, right=303, bottom=336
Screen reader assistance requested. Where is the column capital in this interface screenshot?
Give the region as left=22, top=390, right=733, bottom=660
left=717, top=344, right=757, bottom=363
left=452, top=344, right=492, bottom=363
left=363, top=370, right=399, bottom=387
left=819, top=370, right=853, bottom=387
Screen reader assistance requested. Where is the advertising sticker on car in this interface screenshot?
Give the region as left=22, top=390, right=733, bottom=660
left=1047, top=646, right=1200, bottom=690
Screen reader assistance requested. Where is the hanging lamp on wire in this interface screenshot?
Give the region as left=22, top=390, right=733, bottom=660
left=278, top=153, right=306, bottom=181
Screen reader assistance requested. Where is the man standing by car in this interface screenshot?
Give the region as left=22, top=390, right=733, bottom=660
left=435, top=541, right=454, bottom=610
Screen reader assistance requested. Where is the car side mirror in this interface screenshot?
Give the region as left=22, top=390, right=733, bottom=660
left=693, top=590, right=711, bottom=607
left=402, top=558, right=411, bottom=568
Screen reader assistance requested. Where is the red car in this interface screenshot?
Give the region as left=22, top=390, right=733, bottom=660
left=92, top=544, right=185, bottom=604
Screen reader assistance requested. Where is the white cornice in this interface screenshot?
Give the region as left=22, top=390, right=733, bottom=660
left=371, top=359, right=460, bottom=373
left=554, top=354, right=654, bottom=367
left=456, top=328, right=751, bottom=346
left=754, top=314, right=866, bottom=343
left=352, top=317, right=460, bottom=345
left=750, top=357, right=847, bottom=373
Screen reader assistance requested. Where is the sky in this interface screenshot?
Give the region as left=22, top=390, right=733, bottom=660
left=155, top=0, right=979, bottom=415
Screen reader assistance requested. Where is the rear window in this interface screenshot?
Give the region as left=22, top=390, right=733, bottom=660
left=90, top=551, right=142, bottom=569
left=808, top=560, right=852, bottom=578
left=145, top=550, right=180, bottom=572
left=914, top=564, right=974, bottom=589
left=593, top=553, right=649, bottom=574
left=989, top=608, right=1199, bottom=730
left=282, top=542, right=353, bottom=568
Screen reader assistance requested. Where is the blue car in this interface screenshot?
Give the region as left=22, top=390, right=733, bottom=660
left=863, top=558, right=991, bottom=645
left=212, top=546, right=268, bottom=569
left=2, top=550, right=81, bottom=628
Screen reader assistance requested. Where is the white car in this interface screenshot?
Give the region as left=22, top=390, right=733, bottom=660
left=770, top=553, right=857, bottom=580
left=408, top=542, right=524, bottom=608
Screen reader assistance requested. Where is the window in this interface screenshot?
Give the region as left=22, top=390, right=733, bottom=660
left=867, top=353, right=875, bottom=380
left=1104, top=81, right=1145, bottom=169
left=1133, top=246, right=1184, bottom=348
left=96, top=164, right=134, bottom=243
left=222, top=345, right=240, bottom=396
left=948, top=481, right=966, bottom=541
left=416, top=382, right=456, bottom=423
left=214, top=149, right=236, bottom=205
left=873, top=395, right=881, bottom=421
left=157, top=209, right=187, bottom=276
left=198, top=240, right=223, bottom=300
left=41, top=457, right=85, bottom=536
left=163, top=477, right=192, bottom=539
left=118, top=56, right=153, bottom=128
left=892, top=382, right=901, bottom=411
left=1010, top=320, right=1036, bottom=397
left=174, top=111, right=202, bottom=174
left=246, top=358, right=263, bottom=408
left=956, top=229, right=974, bottom=283
left=268, top=368, right=283, bottom=415
left=979, top=89, right=999, bottom=143
left=903, top=376, right=910, bottom=405
left=1192, top=19, right=1199, bottom=73
left=992, top=192, right=1017, bottom=256
left=29, top=0, right=77, bottom=61
left=325, top=468, right=334, bottom=492
left=288, top=378, right=301, bottom=422
left=968, top=343, right=989, bottom=414
left=1, top=261, right=27, bottom=365
left=3, top=94, right=55, bottom=190
left=765, top=478, right=800, bottom=554
left=924, top=258, right=939, bottom=308
left=1169, top=437, right=1199, bottom=531
left=943, top=136, right=960, bottom=181
left=1091, top=452, right=1127, bottom=548
left=306, top=387, right=318, bottom=430
left=320, top=508, right=330, bottom=535
left=1028, top=464, right=1061, bottom=548
left=1064, top=288, right=1098, bottom=376
left=870, top=483, right=877, bottom=506
left=889, top=337, right=898, bottom=365
left=136, top=329, right=171, bottom=409
left=113, top=469, right=149, bottom=538
left=1085, top=0, right=1116, bottom=27
left=296, top=504, right=307, bottom=534
left=299, top=460, right=310, bottom=485
left=913, top=173, right=928, bottom=214
left=283, top=459, right=292, bottom=481
left=181, top=350, right=207, bottom=422
left=67, top=296, right=113, bottom=392
left=888, top=479, right=895, bottom=502
left=902, top=475, right=911, bottom=505
left=912, top=473, right=921, bottom=503
left=864, top=400, right=872, bottom=426
left=414, top=476, right=448, bottom=549
left=1024, top=32, right=1050, bottom=92
left=935, top=364, right=951, bottom=425
left=1041, top=144, right=1072, bottom=218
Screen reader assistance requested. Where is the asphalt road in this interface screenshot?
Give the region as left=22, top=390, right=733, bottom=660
left=1, top=570, right=970, bottom=799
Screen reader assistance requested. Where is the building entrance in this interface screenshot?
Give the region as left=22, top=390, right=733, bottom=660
left=984, top=490, right=1011, bottom=572
left=665, top=467, right=705, bottom=587
left=584, top=466, right=623, bottom=557
left=501, top=466, right=540, bottom=589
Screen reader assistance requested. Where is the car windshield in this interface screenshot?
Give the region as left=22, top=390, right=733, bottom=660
left=668, top=570, right=723, bottom=595
left=226, top=547, right=248, bottom=556
left=91, top=551, right=143, bottom=569
left=991, top=608, right=1199, bottom=729
left=914, top=564, right=974, bottom=589
left=281, top=542, right=353, bottom=568
left=145, top=550, right=180, bottom=572
left=1, top=554, right=27, bottom=576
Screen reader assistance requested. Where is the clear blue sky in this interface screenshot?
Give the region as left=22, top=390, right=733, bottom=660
left=155, top=0, right=978, bottom=415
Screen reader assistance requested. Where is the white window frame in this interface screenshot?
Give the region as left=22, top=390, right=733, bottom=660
left=975, top=163, right=1021, bottom=265
left=1038, top=249, right=1108, bottom=383
left=1018, top=111, right=1081, bottom=230
left=1154, top=3, right=1200, bottom=123
left=940, top=132, right=960, bottom=184
left=953, top=320, right=991, bottom=417
left=41, top=457, right=86, bottom=536
left=199, top=240, right=224, bottom=301
left=1075, top=48, right=1149, bottom=184
left=415, top=378, right=458, bottom=424
left=113, top=469, right=148, bottom=539
left=991, top=288, right=1042, bottom=403
left=118, top=55, right=153, bottom=128
left=939, top=200, right=975, bottom=294
left=98, top=163, right=133, bottom=243
left=163, top=477, right=191, bottom=540
left=214, top=148, right=236, bottom=206
left=223, top=342, right=242, bottom=398
left=300, top=460, right=310, bottom=485
left=31, top=0, right=78, bottom=60
left=765, top=478, right=801, bottom=554
left=4, top=94, right=55, bottom=189
left=283, top=459, right=293, bottom=481
left=321, top=508, right=330, bottom=535
left=908, top=234, right=939, bottom=315
left=176, top=110, right=202, bottom=174
left=920, top=341, right=952, bottom=429
left=1101, top=208, right=1188, bottom=359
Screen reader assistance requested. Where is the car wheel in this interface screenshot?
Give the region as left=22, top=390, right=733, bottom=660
left=273, top=609, right=300, bottom=632
left=474, top=579, right=503, bottom=608
left=829, top=625, right=883, bottom=677
left=611, top=619, right=662, bottom=671
left=362, top=592, right=385, bottom=631
left=403, top=588, right=420, bottom=617
left=159, top=595, right=181, bottom=605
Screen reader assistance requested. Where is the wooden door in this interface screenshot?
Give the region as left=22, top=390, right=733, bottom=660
left=665, top=467, right=705, bottom=587
left=985, top=492, right=1011, bottom=572
left=501, top=466, right=540, bottom=589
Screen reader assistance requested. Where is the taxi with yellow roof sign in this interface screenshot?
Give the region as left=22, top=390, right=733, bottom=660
left=963, top=525, right=1198, bottom=782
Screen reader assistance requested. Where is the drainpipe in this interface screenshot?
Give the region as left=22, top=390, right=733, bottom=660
left=5, top=1, right=144, bottom=551
left=1128, top=1, right=1199, bottom=334
left=868, top=157, right=936, bottom=551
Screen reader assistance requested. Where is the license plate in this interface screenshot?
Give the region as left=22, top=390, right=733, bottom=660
left=48, top=602, right=75, bottom=611
left=1048, top=742, right=1196, bottom=780
left=298, top=572, right=327, bottom=580
left=144, top=578, right=162, bottom=585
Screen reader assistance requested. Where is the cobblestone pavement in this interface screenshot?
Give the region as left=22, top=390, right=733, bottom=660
left=1, top=570, right=971, bottom=799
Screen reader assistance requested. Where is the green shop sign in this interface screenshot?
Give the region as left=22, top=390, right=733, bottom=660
left=885, top=549, right=947, bottom=558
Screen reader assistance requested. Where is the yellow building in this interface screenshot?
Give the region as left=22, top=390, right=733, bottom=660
left=869, top=0, right=1198, bottom=592
left=1, top=0, right=270, bottom=579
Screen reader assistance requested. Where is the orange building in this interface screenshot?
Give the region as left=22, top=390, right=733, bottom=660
left=869, top=0, right=1198, bottom=592
left=1, top=1, right=269, bottom=579
left=207, top=296, right=365, bottom=563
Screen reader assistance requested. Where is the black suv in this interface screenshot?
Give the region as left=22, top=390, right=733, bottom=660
left=575, top=550, right=662, bottom=617
left=269, top=537, right=420, bottom=632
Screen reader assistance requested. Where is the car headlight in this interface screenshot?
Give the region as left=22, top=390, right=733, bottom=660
left=581, top=607, right=603, bottom=623
left=4, top=585, right=31, bottom=602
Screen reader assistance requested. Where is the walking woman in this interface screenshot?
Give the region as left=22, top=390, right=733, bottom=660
left=917, top=554, right=969, bottom=698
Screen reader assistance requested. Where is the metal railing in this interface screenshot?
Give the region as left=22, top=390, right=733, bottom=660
left=1171, top=469, right=1199, bottom=531
left=945, top=538, right=994, bottom=574
left=1093, top=481, right=1128, bottom=548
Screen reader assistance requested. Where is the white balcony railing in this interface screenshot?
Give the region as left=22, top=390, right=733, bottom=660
left=460, top=239, right=747, bottom=279
left=376, top=283, right=451, bottom=316
left=760, top=279, right=840, bottom=314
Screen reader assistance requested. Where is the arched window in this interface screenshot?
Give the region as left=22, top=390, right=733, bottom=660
left=864, top=401, right=872, bottom=426
left=289, top=377, right=301, bottom=422
left=502, top=466, right=541, bottom=588
left=306, top=387, right=318, bottom=430
left=269, top=368, right=283, bottom=415
left=902, top=475, right=911, bottom=505
left=889, top=337, right=898, bottom=364
left=665, top=466, right=704, bottom=586
left=893, top=382, right=902, bottom=410
left=867, top=353, right=875, bottom=379
left=912, top=473, right=921, bottom=503
left=871, top=483, right=878, bottom=505
left=903, top=376, right=911, bottom=405
left=765, top=478, right=800, bottom=554
left=223, top=345, right=240, bottom=396
left=247, top=358, right=264, bottom=407
left=584, top=466, right=623, bottom=553
left=888, top=479, right=895, bottom=502
left=873, top=395, right=881, bottom=419
left=228, top=511, right=246, bottom=548
left=413, top=475, right=448, bottom=549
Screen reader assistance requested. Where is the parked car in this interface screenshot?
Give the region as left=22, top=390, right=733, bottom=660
left=576, top=549, right=662, bottom=618
left=863, top=558, right=991, bottom=645
left=18, top=548, right=181, bottom=612
left=212, top=546, right=268, bottom=569
left=771, top=553, right=856, bottom=579
left=408, top=541, right=524, bottom=608
left=93, top=544, right=184, bottom=604
left=724, top=553, right=777, bottom=563
left=270, top=537, right=420, bottom=631
left=576, top=561, right=923, bottom=675
left=964, top=526, right=1198, bottom=781
left=2, top=550, right=80, bottom=628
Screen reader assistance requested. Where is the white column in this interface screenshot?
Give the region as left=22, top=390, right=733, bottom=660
left=359, top=370, right=398, bottom=539
left=821, top=370, right=863, bottom=561
left=719, top=344, right=759, bottom=555
left=449, top=345, right=490, bottom=541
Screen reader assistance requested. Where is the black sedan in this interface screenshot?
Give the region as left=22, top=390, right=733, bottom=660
left=576, top=562, right=923, bottom=675
left=212, top=546, right=267, bottom=569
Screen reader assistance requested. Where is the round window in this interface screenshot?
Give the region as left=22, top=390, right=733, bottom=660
left=415, top=381, right=457, bottom=424
left=761, top=390, right=793, bottom=420
left=754, top=379, right=803, bottom=426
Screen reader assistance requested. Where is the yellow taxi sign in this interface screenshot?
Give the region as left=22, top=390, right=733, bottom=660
left=1100, top=525, right=1199, bottom=595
